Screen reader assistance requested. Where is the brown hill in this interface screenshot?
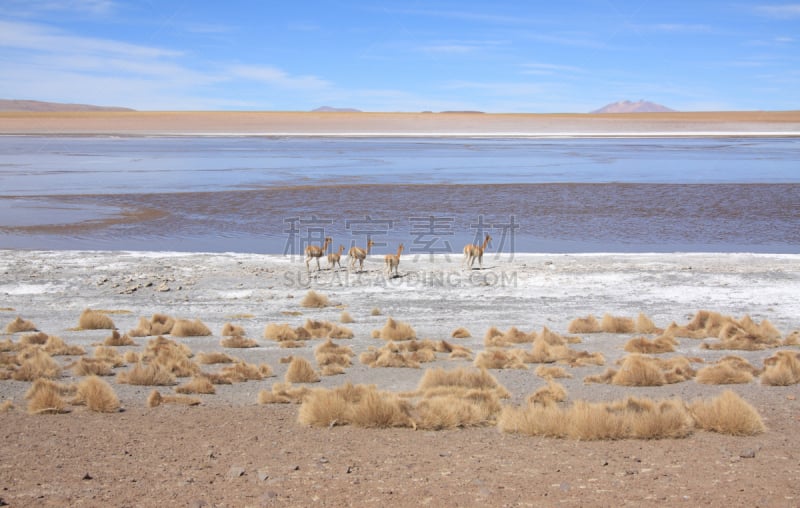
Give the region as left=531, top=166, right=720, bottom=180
left=0, top=99, right=134, bottom=112
left=592, top=100, right=675, bottom=113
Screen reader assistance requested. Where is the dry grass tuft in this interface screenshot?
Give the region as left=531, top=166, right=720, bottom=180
left=695, top=356, right=757, bottom=385
left=123, top=350, right=140, bottom=363
left=220, top=335, right=259, bottom=348
left=196, top=351, right=237, bottom=364
left=285, top=356, right=320, bottom=383
left=499, top=396, right=694, bottom=440
left=147, top=390, right=201, bottom=408
left=6, top=316, right=38, bottom=333
left=370, top=307, right=382, bottom=316
left=20, top=331, right=48, bottom=345
left=128, top=313, right=175, bottom=337
left=218, top=361, right=273, bottom=383
left=760, top=350, right=800, bottom=386
left=93, top=346, right=126, bottom=367
left=417, top=367, right=510, bottom=399
left=300, top=290, right=330, bottom=308
left=221, top=322, right=245, bottom=337
left=171, top=318, right=212, bottom=337
left=257, top=382, right=311, bottom=404
left=415, top=388, right=503, bottom=430
left=451, top=327, right=471, bottom=339
left=374, top=317, right=416, bottom=341
left=298, top=383, right=415, bottom=429
left=116, top=362, right=177, bottom=386
left=13, top=348, right=61, bottom=381
left=314, top=339, right=354, bottom=368
left=72, top=357, right=114, bottom=377
left=43, top=335, right=86, bottom=356
left=104, top=330, right=136, bottom=346
left=176, top=376, right=216, bottom=394
left=78, top=308, right=116, bottom=330
left=340, top=311, right=355, bottom=323
left=0, top=400, right=13, bottom=412
left=624, top=334, right=677, bottom=354
left=263, top=323, right=299, bottom=342
left=600, top=314, right=636, bottom=334
left=635, top=313, right=662, bottom=334
left=689, top=390, right=765, bottom=435
left=783, top=330, right=800, bottom=346
left=74, top=376, right=120, bottom=412
left=513, top=335, right=604, bottom=367
left=473, top=349, right=527, bottom=369
left=484, top=326, right=535, bottom=347
left=527, top=380, right=568, bottom=406
left=26, top=378, right=68, bottom=414
left=567, top=315, right=600, bottom=334
left=534, top=365, right=572, bottom=379
left=586, top=354, right=695, bottom=387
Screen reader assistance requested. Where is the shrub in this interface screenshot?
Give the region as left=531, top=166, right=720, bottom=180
left=5, top=316, right=37, bottom=333
left=104, top=330, right=135, bottom=346
left=78, top=309, right=115, bottom=330
left=171, top=319, right=212, bottom=337
left=116, top=363, right=176, bottom=386
left=300, top=290, right=330, bottom=308
left=689, top=390, right=765, bottom=435
left=176, top=376, right=216, bottom=394
left=567, top=315, right=600, bottom=334
left=285, top=357, right=320, bottom=383
left=74, top=376, right=120, bottom=412
left=374, top=317, right=416, bottom=341
left=220, top=336, right=259, bottom=348
left=451, top=327, right=471, bottom=338
left=760, top=350, right=800, bottom=386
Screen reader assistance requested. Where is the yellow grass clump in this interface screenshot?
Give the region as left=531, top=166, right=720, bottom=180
left=300, top=290, right=330, bottom=308
left=695, top=356, right=758, bottom=385
left=93, top=346, right=126, bottom=367
left=20, top=331, right=48, bottom=345
left=285, top=356, right=320, bottom=383
left=220, top=335, right=259, bottom=348
left=219, top=362, right=273, bottom=383
left=74, top=376, right=120, bottom=413
left=196, top=351, right=237, bottom=364
left=298, top=383, right=415, bottom=429
left=116, top=362, right=177, bottom=386
left=257, top=382, right=311, bottom=404
left=128, top=313, right=175, bottom=337
left=340, top=311, right=355, bottom=323
left=415, top=388, right=503, bottom=430
left=0, top=400, right=13, bottom=412
left=147, top=390, right=201, bottom=408
left=170, top=318, right=212, bottom=337
left=263, top=323, right=299, bottom=342
left=176, top=376, right=216, bottom=394
left=13, top=348, right=61, bottom=381
left=600, top=314, right=636, bottom=334
left=624, top=334, right=678, bottom=354
left=586, top=354, right=695, bottom=387
left=760, top=350, right=800, bottom=386
left=499, top=396, right=694, bottom=440
left=104, top=330, right=136, bottom=346
left=123, top=351, right=140, bottom=363
left=374, top=317, right=416, bottom=341
left=42, top=335, right=86, bottom=356
left=450, top=326, right=471, bottom=338
left=417, top=367, right=510, bottom=399
left=534, top=365, right=573, bottom=379
left=5, top=316, right=38, bottom=333
left=484, top=326, right=535, bottom=347
left=689, top=390, right=765, bottom=435
left=71, top=357, right=114, bottom=377
left=221, top=322, right=245, bottom=337
left=527, top=380, right=568, bottom=406
left=567, top=315, right=600, bottom=334
left=25, top=378, right=68, bottom=414
left=783, top=330, right=800, bottom=346
left=315, top=339, right=354, bottom=369
left=78, top=308, right=116, bottom=330
left=473, top=349, right=527, bottom=370
left=635, top=313, right=662, bottom=334
left=370, top=307, right=382, bottom=316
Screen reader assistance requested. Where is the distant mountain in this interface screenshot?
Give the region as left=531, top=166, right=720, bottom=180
left=311, top=106, right=362, bottom=113
left=591, top=100, right=675, bottom=114
left=0, top=99, right=135, bottom=112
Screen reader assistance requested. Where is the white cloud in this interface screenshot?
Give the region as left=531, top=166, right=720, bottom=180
left=754, top=4, right=800, bottom=18
left=228, top=65, right=331, bottom=90
left=520, top=63, right=584, bottom=76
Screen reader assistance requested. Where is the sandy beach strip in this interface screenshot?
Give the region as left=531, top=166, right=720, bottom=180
left=1, top=110, right=799, bottom=136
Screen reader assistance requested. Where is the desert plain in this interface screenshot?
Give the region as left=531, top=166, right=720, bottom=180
left=1, top=249, right=799, bottom=507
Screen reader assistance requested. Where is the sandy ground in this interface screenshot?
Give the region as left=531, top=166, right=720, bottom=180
left=1, top=250, right=799, bottom=506
left=1, top=110, right=800, bottom=136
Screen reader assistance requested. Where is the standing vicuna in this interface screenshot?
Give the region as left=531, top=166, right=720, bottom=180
left=328, top=244, right=345, bottom=271
left=348, top=239, right=374, bottom=273
left=463, top=233, right=492, bottom=269
left=385, top=243, right=404, bottom=277
left=305, top=236, right=332, bottom=273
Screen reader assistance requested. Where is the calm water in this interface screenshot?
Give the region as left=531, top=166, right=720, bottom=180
left=1, top=135, right=799, bottom=253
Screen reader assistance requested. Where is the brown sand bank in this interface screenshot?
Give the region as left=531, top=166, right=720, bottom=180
left=1, top=110, right=799, bottom=136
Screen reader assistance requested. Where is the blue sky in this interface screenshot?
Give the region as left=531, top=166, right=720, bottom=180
left=1, top=1, right=798, bottom=112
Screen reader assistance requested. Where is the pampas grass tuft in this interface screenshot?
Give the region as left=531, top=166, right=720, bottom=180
left=26, top=378, right=68, bottom=414
left=6, top=316, right=38, bottom=333
left=760, top=350, right=800, bottom=386
left=147, top=390, right=201, bottom=408
left=116, top=362, right=176, bottom=386
left=264, top=323, right=298, bottom=342
left=74, top=376, right=120, bottom=412
left=78, top=308, right=115, bottom=330
left=285, top=356, right=320, bottom=383
left=534, top=365, right=572, bottom=379
left=451, top=327, right=471, bottom=339
left=221, top=322, right=245, bottom=337
left=104, top=330, right=135, bottom=346
left=171, top=318, right=212, bottom=337
left=567, top=315, right=600, bottom=334
left=300, top=290, right=330, bottom=308
left=600, top=314, right=636, bottom=334
left=689, top=390, right=765, bottom=435
left=176, top=376, right=216, bottom=394
left=340, top=311, right=355, bottom=323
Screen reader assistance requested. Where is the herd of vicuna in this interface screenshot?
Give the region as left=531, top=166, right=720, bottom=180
left=305, top=234, right=493, bottom=274
left=1, top=305, right=798, bottom=440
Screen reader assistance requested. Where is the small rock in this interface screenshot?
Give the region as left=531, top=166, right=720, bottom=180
left=257, top=469, right=269, bottom=482
left=227, top=466, right=245, bottom=479
left=740, top=449, right=756, bottom=459
left=319, top=457, right=329, bottom=464
left=82, top=473, right=93, bottom=480
left=156, top=282, right=170, bottom=292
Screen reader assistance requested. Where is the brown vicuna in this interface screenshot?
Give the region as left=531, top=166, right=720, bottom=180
left=349, top=239, right=374, bottom=272
left=384, top=243, right=404, bottom=277
left=328, top=244, right=345, bottom=271
left=305, top=236, right=332, bottom=272
left=463, top=233, right=491, bottom=269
